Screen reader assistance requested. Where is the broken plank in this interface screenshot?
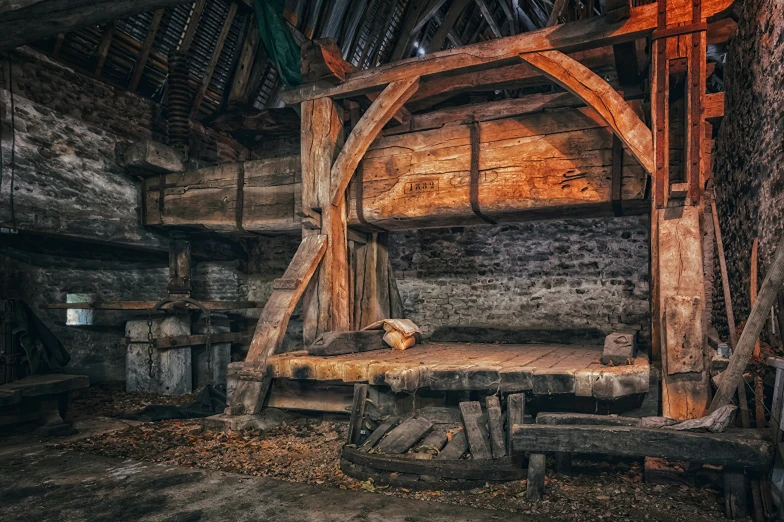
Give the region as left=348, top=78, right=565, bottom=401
left=362, top=415, right=401, bottom=451
left=486, top=396, right=506, bottom=458
left=507, top=393, right=524, bottom=454
left=460, top=401, right=492, bottom=460
left=376, top=416, right=433, bottom=454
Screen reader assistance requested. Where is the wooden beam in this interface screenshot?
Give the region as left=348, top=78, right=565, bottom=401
left=546, top=0, right=569, bottom=26
left=129, top=8, right=165, bottom=91
left=519, top=49, right=654, bottom=175
left=429, top=0, right=471, bottom=52
left=179, top=0, right=208, bottom=52
left=244, top=234, right=328, bottom=368
left=511, top=424, right=775, bottom=471
left=282, top=0, right=732, bottom=104
left=390, top=0, right=428, bottom=61
left=329, top=76, right=420, bottom=206
left=412, top=0, right=451, bottom=36
left=227, top=20, right=260, bottom=105
left=704, top=91, right=725, bottom=122
left=472, top=0, right=503, bottom=37
left=190, top=1, right=238, bottom=117
left=93, top=22, right=115, bottom=77
left=41, top=301, right=259, bottom=310
left=408, top=46, right=615, bottom=109
left=711, top=233, right=784, bottom=412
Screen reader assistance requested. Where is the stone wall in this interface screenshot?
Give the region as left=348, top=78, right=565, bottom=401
left=713, top=0, right=784, bottom=333
left=388, top=215, right=651, bottom=345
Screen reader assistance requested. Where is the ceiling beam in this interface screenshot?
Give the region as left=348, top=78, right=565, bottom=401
left=281, top=0, right=734, bottom=104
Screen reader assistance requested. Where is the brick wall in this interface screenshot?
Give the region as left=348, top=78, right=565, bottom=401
left=713, top=0, right=784, bottom=333
left=388, top=216, right=651, bottom=346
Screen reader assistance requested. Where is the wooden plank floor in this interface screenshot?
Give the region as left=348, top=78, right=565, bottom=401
left=267, top=343, right=650, bottom=400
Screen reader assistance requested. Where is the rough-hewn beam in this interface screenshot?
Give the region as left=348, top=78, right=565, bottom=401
left=128, top=8, right=165, bottom=91
left=428, top=0, right=470, bottom=52
left=0, top=0, right=197, bottom=51
left=190, top=1, right=238, bottom=117
left=280, top=0, right=733, bottom=104
left=329, top=77, right=420, bottom=206
left=519, top=49, right=654, bottom=175
left=472, top=0, right=502, bottom=37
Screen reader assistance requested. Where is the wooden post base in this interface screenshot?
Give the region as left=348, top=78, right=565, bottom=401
left=527, top=453, right=546, bottom=501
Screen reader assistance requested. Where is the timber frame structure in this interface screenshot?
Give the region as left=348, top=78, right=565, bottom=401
left=216, top=0, right=736, bottom=417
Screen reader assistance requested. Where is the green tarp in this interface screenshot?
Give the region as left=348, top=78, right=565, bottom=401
left=254, top=0, right=302, bottom=88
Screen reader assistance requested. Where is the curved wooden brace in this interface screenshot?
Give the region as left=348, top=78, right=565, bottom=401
left=330, top=76, right=420, bottom=206
left=520, top=50, right=655, bottom=176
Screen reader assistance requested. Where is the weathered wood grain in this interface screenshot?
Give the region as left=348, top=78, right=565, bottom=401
left=486, top=396, right=506, bottom=458
left=511, top=425, right=775, bottom=470
left=376, top=416, right=433, bottom=454
left=519, top=50, right=654, bottom=175
left=460, top=401, right=492, bottom=459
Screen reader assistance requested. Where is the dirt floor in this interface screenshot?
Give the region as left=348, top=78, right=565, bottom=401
left=42, top=383, right=748, bottom=521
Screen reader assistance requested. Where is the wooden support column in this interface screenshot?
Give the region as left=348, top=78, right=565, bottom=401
left=649, top=0, right=710, bottom=419
left=353, top=233, right=403, bottom=329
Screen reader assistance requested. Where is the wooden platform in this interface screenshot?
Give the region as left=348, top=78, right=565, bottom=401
left=266, top=343, right=650, bottom=399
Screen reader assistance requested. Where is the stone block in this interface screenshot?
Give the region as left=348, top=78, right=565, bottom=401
left=126, top=315, right=191, bottom=396
left=602, top=330, right=637, bottom=365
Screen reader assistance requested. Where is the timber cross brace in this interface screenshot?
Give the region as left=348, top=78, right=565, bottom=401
left=223, top=0, right=733, bottom=418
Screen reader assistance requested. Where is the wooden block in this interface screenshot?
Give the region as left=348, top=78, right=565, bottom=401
left=437, top=428, right=468, bottom=460
left=527, top=453, right=546, bottom=501
left=307, top=330, right=387, bottom=356
left=460, top=401, right=492, bottom=460
left=347, top=384, right=368, bottom=445
left=507, top=393, right=525, bottom=454
left=724, top=470, right=748, bottom=519
left=361, top=415, right=401, bottom=451
left=602, top=330, right=637, bottom=365
left=376, top=416, right=433, bottom=454
left=486, top=396, right=506, bottom=458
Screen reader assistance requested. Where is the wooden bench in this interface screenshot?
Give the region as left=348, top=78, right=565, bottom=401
left=512, top=417, right=775, bottom=518
left=0, top=374, right=90, bottom=435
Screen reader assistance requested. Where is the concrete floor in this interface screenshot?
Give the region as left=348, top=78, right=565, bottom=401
left=0, top=419, right=546, bottom=522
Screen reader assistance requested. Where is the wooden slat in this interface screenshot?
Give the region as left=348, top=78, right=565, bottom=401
left=129, top=8, right=165, bottom=91
left=190, top=1, right=238, bottom=117
left=437, top=428, right=469, bottom=459
left=486, top=396, right=506, bottom=458
left=347, top=384, right=368, bottom=444
left=519, top=50, right=654, bottom=175
left=472, top=0, right=502, bottom=37
left=376, top=416, right=433, bottom=454
left=227, top=21, right=260, bottom=105
left=546, top=0, right=569, bottom=26
left=428, top=0, right=470, bottom=52
left=460, top=401, right=492, bottom=459
left=329, top=76, right=420, bottom=206
left=179, top=0, right=208, bottom=52
left=94, top=22, right=115, bottom=77
left=412, top=0, right=450, bottom=36
left=280, top=0, right=733, bottom=104
left=361, top=415, right=401, bottom=450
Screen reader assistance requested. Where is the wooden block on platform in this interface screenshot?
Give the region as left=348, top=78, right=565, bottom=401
left=602, top=330, right=637, bottom=365
left=376, top=416, right=433, bottom=454
left=460, top=401, right=492, bottom=460
left=307, top=330, right=387, bottom=356
left=486, top=396, right=506, bottom=458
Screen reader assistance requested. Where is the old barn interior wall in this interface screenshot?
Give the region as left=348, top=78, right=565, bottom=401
left=0, top=47, right=291, bottom=382
left=713, top=0, right=784, bottom=336
left=389, top=215, right=651, bottom=346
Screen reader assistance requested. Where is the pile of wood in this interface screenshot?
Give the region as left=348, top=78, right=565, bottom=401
left=340, top=388, right=526, bottom=488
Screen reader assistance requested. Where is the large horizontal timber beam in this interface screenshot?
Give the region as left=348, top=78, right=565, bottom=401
left=0, top=0, right=197, bottom=51
left=279, top=0, right=734, bottom=105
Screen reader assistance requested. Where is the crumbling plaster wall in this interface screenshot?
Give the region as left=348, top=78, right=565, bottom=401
left=713, top=0, right=784, bottom=334
left=388, top=215, right=651, bottom=346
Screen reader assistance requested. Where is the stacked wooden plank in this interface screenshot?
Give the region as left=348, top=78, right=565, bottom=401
left=340, top=400, right=526, bottom=487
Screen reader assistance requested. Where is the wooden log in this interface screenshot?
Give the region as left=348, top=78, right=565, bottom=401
left=342, top=446, right=524, bottom=480
left=507, top=393, right=524, bottom=454
left=376, top=416, right=433, bottom=454
left=307, top=330, right=387, bottom=356
left=511, top=425, right=775, bottom=471
left=535, top=412, right=640, bottom=426
left=437, top=428, right=469, bottom=460
left=527, top=453, right=546, bottom=501
left=347, top=384, right=369, bottom=445
left=460, top=401, right=492, bottom=460
left=486, top=396, right=506, bottom=458
left=349, top=107, right=648, bottom=230
left=280, top=0, right=733, bottom=104
left=519, top=50, right=654, bottom=175
left=361, top=415, right=401, bottom=451
left=712, top=232, right=784, bottom=413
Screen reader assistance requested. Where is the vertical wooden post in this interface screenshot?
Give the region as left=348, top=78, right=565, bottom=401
left=300, top=95, right=347, bottom=344
left=649, top=0, right=710, bottom=419
left=167, top=235, right=192, bottom=297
